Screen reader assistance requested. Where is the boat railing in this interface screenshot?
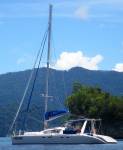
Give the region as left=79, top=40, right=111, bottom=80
left=12, top=130, right=24, bottom=136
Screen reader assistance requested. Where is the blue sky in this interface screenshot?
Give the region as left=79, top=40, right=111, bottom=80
left=0, top=0, right=123, bottom=74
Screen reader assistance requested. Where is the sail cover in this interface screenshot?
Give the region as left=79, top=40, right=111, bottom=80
left=45, top=110, right=68, bottom=121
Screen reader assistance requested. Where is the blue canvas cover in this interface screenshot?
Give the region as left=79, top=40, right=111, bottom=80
left=45, top=110, right=68, bottom=120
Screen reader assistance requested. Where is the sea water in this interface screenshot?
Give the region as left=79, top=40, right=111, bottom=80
left=0, top=137, right=123, bottom=150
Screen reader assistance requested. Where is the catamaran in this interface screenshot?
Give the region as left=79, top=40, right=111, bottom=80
left=11, top=5, right=117, bottom=144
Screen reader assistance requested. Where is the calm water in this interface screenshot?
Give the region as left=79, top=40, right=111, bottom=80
left=0, top=137, right=123, bottom=150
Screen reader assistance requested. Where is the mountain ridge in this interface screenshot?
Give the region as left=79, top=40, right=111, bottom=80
left=0, top=66, right=123, bottom=106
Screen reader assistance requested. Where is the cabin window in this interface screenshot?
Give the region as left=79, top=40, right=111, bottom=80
left=43, top=129, right=61, bottom=134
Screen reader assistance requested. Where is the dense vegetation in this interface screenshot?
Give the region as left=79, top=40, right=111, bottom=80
left=66, top=82, right=123, bottom=138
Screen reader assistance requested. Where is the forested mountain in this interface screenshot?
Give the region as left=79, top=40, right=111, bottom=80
left=0, top=67, right=123, bottom=105
left=0, top=67, right=123, bottom=136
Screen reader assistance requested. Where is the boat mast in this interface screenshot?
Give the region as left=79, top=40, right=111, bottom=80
left=44, top=4, right=52, bottom=129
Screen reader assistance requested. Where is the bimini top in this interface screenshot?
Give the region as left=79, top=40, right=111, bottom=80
left=45, top=110, right=68, bottom=121
left=64, top=118, right=101, bottom=126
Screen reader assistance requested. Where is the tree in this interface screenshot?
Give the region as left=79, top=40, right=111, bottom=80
left=66, top=83, right=123, bottom=121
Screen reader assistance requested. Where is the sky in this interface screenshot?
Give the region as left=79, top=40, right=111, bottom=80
left=0, top=0, right=123, bottom=74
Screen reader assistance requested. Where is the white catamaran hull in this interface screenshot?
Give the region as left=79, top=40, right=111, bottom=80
left=12, top=134, right=117, bottom=144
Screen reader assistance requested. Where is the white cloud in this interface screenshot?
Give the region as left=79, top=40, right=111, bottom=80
left=53, top=51, right=103, bottom=70
left=74, top=6, right=89, bottom=19
left=0, top=0, right=122, bottom=23
left=17, top=57, right=26, bottom=65
left=0, top=2, right=47, bottom=18
left=17, top=54, right=34, bottom=65
left=113, top=63, right=123, bottom=72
